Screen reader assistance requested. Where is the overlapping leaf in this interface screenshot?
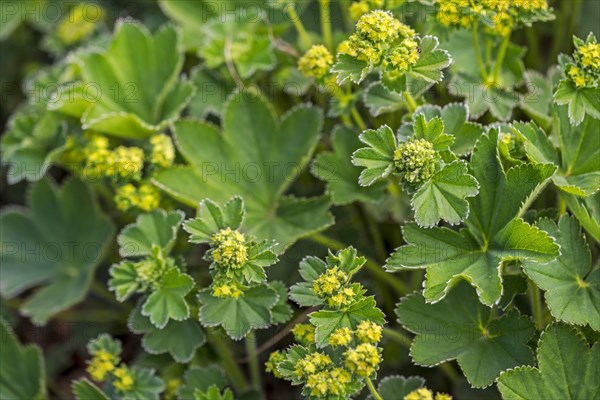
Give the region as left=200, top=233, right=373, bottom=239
left=311, top=126, right=387, bottom=205
left=178, top=366, right=226, bottom=400
left=50, top=21, right=194, bottom=139
left=387, top=130, right=559, bottom=305
left=118, top=209, right=184, bottom=258
left=367, top=376, right=425, bottom=400
left=0, top=179, right=114, bottom=324
left=154, top=90, right=332, bottom=251
left=396, top=281, right=535, bottom=388
left=523, top=216, right=599, bottom=331
left=498, top=323, right=600, bottom=400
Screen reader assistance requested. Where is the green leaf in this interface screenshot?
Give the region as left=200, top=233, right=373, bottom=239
left=154, top=90, right=332, bottom=251
left=311, top=126, right=387, bottom=205
left=123, top=368, right=165, bottom=400
left=0, top=320, right=46, bottom=400
left=194, top=386, right=235, bottom=400
left=108, top=261, right=140, bottom=302
left=269, top=281, right=293, bottom=325
left=367, top=375, right=425, bottom=400
left=309, top=296, right=385, bottom=348
left=387, top=130, right=559, bottom=305
left=363, top=83, right=406, bottom=116
left=397, top=103, right=484, bottom=155
left=411, top=161, right=479, bottom=227
left=197, top=284, right=279, bottom=340
left=331, top=54, right=370, bottom=85
left=554, top=79, right=600, bottom=126
left=178, top=366, right=226, bottom=400
left=396, top=281, right=535, bottom=388
left=72, top=379, right=109, bottom=400
left=0, top=179, right=114, bottom=325
left=408, top=36, right=452, bottom=84
left=128, top=303, right=206, bottom=363
left=352, top=125, right=397, bottom=186
left=118, top=210, right=184, bottom=258
left=412, top=114, right=454, bottom=150
left=188, top=67, right=234, bottom=119
left=51, top=21, right=193, bottom=139
left=562, top=191, right=600, bottom=243
left=498, top=323, right=600, bottom=400
left=184, top=197, right=245, bottom=243
left=1, top=108, right=67, bottom=184
left=141, top=267, right=194, bottom=329
left=289, top=256, right=328, bottom=307
left=523, top=216, right=600, bottom=331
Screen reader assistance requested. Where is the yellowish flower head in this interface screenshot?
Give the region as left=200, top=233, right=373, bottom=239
left=113, top=366, right=135, bottom=392
left=405, top=387, right=434, bottom=400
left=343, top=343, right=381, bottom=377
left=306, top=367, right=352, bottom=397
left=58, top=4, right=103, bottom=45
left=107, top=146, right=144, bottom=179
left=387, top=38, right=420, bottom=71
left=163, top=378, right=182, bottom=400
left=210, top=228, right=248, bottom=269
left=298, top=45, right=334, bottom=79
left=212, top=280, right=244, bottom=299
left=394, top=138, right=437, bottom=184
left=294, top=352, right=333, bottom=379
left=149, top=134, right=175, bottom=168
left=265, top=350, right=286, bottom=378
left=356, top=320, right=383, bottom=343
left=86, top=349, right=118, bottom=382
left=329, top=327, right=353, bottom=348
left=136, top=183, right=161, bottom=211
left=356, top=10, right=405, bottom=43
left=578, top=43, right=600, bottom=71
left=313, top=266, right=348, bottom=297
left=435, top=393, right=454, bottom=400
left=349, top=1, right=371, bottom=20
left=292, top=323, right=316, bottom=345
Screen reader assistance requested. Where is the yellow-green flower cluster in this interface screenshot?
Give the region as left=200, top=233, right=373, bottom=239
left=343, top=343, right=381, bottom=377
left=405, top=387, right=453, bottom=400
left=312, top=267, right=361, bottom=308
left=306, top=367, right=352, bottom=397
left=294, top=352, right=333, bottom=379
left=394, top=138, right=437, bottom=184
left=568, top=37, right=600, bottom=88
left=149, top=134, right=175, bottom=168
left=210, top=227, right=249, bottom=269
left=298, top=45, right=334, bottom=80
left=107, top=146, right=145, bottom=179
left=355, top=320, right=383, bottom=343
left=81, top=134, right=144, bottom=181
left=340, top=10, right=420, bottom=76
left=114, top=183, right=161, bottom=212
left=113, top=366, right=135, bottom=393
left=163, top=378, right=182, bottom=400
left=212, top=279, right=245, bottom=299
left=329, top=327, right=353, bottom=348
left=58, top=4, right=103, bottom=45
left=349, top=0, right=385, bottom=21
left=87, top=349, right=118, bottom=382
left=292, top=323, right=316, bottom=345
left=435, top=0, right=550, bottom=35
left=265, top=351, right=286, bottom=378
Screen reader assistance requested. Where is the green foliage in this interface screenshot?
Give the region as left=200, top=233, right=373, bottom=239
left=0, top=179, right=114, bottom=325
left=497, top=323, right=600, bottom=399
left=0, top=320, right=46, bottom=400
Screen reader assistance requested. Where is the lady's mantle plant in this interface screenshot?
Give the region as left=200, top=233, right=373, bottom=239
left=0, top=1, right=599, bottom=400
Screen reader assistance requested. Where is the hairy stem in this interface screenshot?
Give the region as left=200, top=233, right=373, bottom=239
left=403, top=91, right=418, bottom=113
left=319, top=0, right=333, bottom=50
left=472, top=21, right=489, bottom=81
left=366, top=376, right=383, bottom=400
left=245, top=330, right=262, bottom=392
left=287, top=5, right=312, bottom=49
left=351, top=107, right=367, bottom=130
left=209, top=333, right=248, bottom=393
left=492, top=33, right=511, bottom=84
left=528, top=279, right=544, bottom=330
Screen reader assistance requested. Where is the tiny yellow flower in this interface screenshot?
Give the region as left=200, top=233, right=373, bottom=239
left=435, top=393, right=453, bottom=400
left=149, top=133, right=175, bottom=168
left=292, top=323, right=316, bottom=345
left=212, top=280, right=244, bottom=299
left=210, top=228, right=249, bottom=269
left=405, top=387, right=434, bottom=400
left=294, top=352, right=332, bottom=379
left=329, top=327, right=353, bottom=348
left=86, top=349, right=117, bottom=382
left=343, top=343, right=381, bottom=377
left=578, top=43, right=600, bottom=70
left=356, top=10, right=405, bottom=43
left=349, top=0, right=370, bottom=20
left=312, top=266, right=348, bottom=297
left=387, top=38, right=420, bottom=72
left=356, top=320, right=383, bottom=343
left=265, top=350, right=286, bottom=378
left=113, top=366, right=134, bottom=392
left=107, top=146, right=144, bottom=179
left=136, top=183, right=161, bottom=211
left=394, top=138, right=437, bottom=184
left=298, top=45, right=334, bottom=80
left=163, top=378, right=182, bottom=400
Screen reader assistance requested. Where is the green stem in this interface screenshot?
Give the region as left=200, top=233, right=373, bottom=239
left=567, top=0, right=582, bottom=49
left=287, top=5, right=312, bottom=49
left=403, top=91, right=418, bottom=113
left=551, top=0, right=570, bottom=61
left=245, top=330, right=262, bottom=392
left=558, top=196, right=567, bottom=216
left=366, top=377, right=383, bottom=400
left=319, top=0, right=333, bottom=50
left=525, top=26, right=540, bottom=70
left=309, top=233, right=409, bottom=295
left=472, top=21, right=489, bottom=81
left=528, top=279, right=544, bottom=330
left=351, top=107, right=367, bottom=130
left=209, top=333, right=248, bottom=393
left=360, top=204, right=387, bottom=263
left=384, top=328, right=459, bottom=382
left=492, top=33, right=511, bottom=84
